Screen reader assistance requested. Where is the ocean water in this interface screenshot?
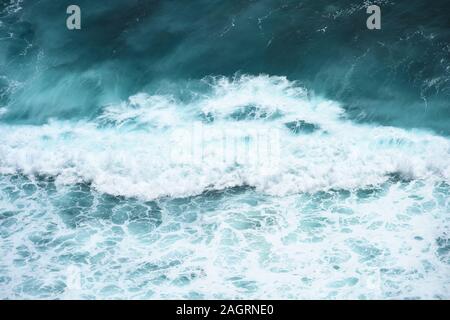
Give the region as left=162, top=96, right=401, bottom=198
left=0, top=0, right=449, bottom=299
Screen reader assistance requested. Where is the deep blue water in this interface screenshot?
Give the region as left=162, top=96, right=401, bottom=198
left=0, top=0, right=449, bottom=299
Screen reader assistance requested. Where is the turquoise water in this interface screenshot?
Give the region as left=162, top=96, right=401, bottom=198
left=0, top=0, right=449, bottom=299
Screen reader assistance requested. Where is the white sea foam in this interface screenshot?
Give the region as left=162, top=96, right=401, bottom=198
left=1, top=0, right=23, bottom=16
left=0, top=174, right=448, bottom=299
left=1, top=75, right=449, bottom=300
left=0, top=75, right=449, bottom=200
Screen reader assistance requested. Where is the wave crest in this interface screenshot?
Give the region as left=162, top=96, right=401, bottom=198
left=0, top=75, right=449, bottom=200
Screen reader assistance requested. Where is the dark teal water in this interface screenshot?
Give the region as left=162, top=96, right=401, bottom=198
left=1, top=0, right=449, bottom=132
left=0, top=0, right=449, bottom=299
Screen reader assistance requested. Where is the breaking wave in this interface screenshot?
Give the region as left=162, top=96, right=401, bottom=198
left=0, top=75, right=448, bottom=200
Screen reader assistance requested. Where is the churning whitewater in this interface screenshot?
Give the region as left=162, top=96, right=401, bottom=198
left=0, top=75, right=449, bottom=200
left=0, top=0, right=449, bottom=300
left=1, top=75, right=449, bottom=299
